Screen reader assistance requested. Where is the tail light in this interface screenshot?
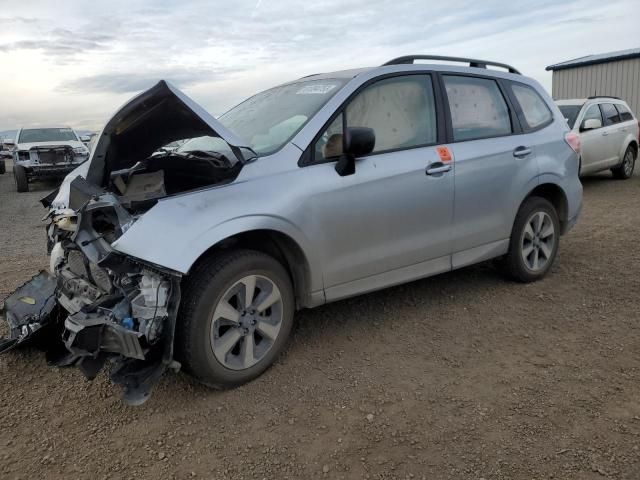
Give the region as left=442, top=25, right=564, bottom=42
left=564, top=132, right=581, bottom=155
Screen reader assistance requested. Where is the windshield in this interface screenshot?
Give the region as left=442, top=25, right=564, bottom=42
left=218, top=78, right=347, bottom=156
left=176, top=135, right=240, bottom=159
left=558, top=105, right=583, bottom=129
left=177, top=136, right=229, bottom=154
left=18, top=128, right=78, bottom=143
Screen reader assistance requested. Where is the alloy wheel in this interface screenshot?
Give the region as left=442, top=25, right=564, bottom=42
left=210, top=274, right=283, bottom=370
left=623, top=150, right=634, bottom=177
left=520, top=211, right=555, bottom=272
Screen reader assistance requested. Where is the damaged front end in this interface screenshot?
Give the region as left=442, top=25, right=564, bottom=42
left=1, top=177, right=182, bottom=404
left=15, top=145, right=88, bottom=180
left=1, top=80, right=253, bottom=404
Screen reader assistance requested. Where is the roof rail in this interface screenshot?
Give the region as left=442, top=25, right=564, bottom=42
left=383, top=55, right=521, bottom=74
left=587, top=95, right=620, bottom=100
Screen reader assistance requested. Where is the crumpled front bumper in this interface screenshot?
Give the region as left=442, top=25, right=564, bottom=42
left=17, top=161, right=85, bottom=179
left=1, top=267, right=181, bottom=405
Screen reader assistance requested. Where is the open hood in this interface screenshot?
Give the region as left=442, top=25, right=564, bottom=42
left=85, top=80, right=251, bottom=186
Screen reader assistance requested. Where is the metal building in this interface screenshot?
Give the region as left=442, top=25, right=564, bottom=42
left=546, top=48, right=640, bottom=115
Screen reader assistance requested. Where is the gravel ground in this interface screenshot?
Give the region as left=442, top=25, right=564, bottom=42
left=1, top=159, right=639, bottom=480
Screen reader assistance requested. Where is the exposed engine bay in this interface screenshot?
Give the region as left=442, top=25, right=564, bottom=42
left=0, top=80, right=253, bottom=404
left=107, top=148, right=241, bottom=209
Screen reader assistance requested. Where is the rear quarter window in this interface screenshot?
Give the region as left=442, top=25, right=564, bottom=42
left=443, top=75, right=512, bottom=142
left=509, top=83, right=553, bottom=131
left=600, top=103, right=621, bottom=126
left=615, top=104, right=634, bottom=122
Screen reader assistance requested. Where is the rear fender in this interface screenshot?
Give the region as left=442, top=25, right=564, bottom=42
left=619, top=136, right=638, bottom=161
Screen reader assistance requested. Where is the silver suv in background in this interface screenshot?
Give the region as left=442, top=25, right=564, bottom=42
left=1, top=55, right=582, bottom=404
left=12, top=127, right=90, bottom=192
left=557, top=97, right=638, bottom=178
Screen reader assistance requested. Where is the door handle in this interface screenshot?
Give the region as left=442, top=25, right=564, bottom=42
left=426, top=163, right=451, bottom=176
left=513, top=146, right=532, bottom=158
left=602, top=131, right=609, bottom=136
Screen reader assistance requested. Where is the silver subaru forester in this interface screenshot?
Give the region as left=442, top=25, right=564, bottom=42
left=0, top=55, right=582, bottom=403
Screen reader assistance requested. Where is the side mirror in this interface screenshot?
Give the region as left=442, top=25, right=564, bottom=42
left=335, top=127, right=376, bottom=177
left=581, top=118, right=602, bottom=131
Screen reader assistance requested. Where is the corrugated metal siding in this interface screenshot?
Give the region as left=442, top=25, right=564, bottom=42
left=552, top=58, right=640, bottom=116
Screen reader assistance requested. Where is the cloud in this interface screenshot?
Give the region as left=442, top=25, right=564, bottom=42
left=60, top=67, right=243, bottom=94
left=0, top=16, right=39, bottom=26
left=0, top=22, right=115, bottom=59
left=0, top=0, right=638, bottom=131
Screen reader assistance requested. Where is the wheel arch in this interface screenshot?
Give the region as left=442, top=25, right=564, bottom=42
left=520, top=182, right=569, bottom=234
left=186, top=228, right=318, bottom=309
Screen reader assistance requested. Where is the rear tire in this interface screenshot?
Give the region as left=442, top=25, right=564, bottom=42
left=14, top=165, right=29, bottom=192
left=499, top=196, right=560, bottom=282
left=611, top=146, right=636, bottom=179
left=0, top=159, right=5, bottom=174
left=176, top=249, right=295, bottom=389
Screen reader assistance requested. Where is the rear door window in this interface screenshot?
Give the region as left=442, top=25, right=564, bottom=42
left=509, top=83, right=553, bottom=131
left=442, top=75, right=512, bottom=141
left=600, top=103, right=621, bottom=126
left=615, top=103, right=634, bottom=122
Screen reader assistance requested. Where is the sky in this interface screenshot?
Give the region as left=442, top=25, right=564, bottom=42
left=0, top=0, right=638, bottom=132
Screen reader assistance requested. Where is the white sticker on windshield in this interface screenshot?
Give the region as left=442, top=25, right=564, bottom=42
left=296, top=84, right=337, bottom=95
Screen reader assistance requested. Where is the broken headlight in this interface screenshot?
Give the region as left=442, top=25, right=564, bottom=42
left=73, top=146, right=89, bottom=156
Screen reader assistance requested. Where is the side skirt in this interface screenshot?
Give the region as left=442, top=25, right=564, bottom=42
left=324, top=255, right=451, bottom=303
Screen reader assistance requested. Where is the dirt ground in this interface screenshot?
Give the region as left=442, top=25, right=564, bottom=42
left=1, top=159, right=639, bottom=480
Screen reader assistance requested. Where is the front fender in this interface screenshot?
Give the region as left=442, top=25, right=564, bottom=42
left=111, top=210, right=323, bottom=293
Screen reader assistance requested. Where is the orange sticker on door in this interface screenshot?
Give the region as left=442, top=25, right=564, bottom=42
left=436, top=146, right=453, bottom=163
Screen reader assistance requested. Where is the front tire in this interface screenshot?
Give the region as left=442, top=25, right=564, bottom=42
left=499, top=196, right=560, bottom=282
left=14, top=165, right=29, bottom=192
left=611, top=146, right=636, bottom=179
left=176, top=249, right=295, bottom=389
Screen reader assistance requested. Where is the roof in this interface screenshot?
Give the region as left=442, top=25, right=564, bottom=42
left=546, top=48, right=640, bottom=71
left=555, top=99, right=588, bottom=106
left=314, top=67, right=373, bottom=79
left=555, top=97, right=627, bottom=106
left=18, top=126, right=75, bottom=131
